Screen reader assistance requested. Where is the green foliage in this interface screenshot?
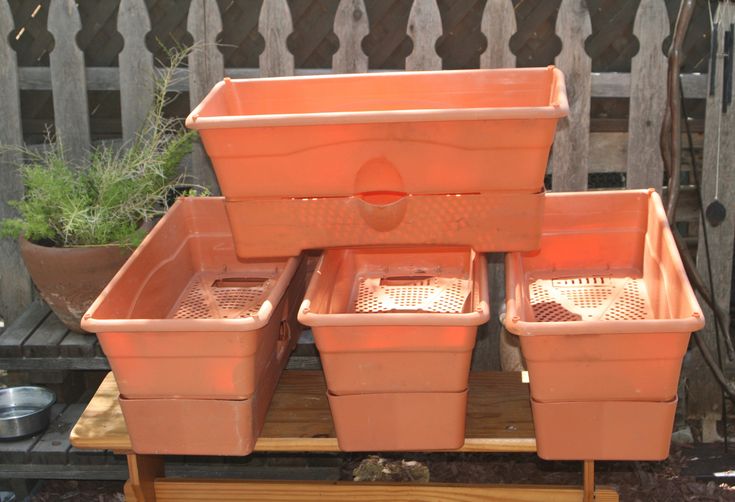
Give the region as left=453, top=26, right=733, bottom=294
left=0, top=47, right=197, bottom=248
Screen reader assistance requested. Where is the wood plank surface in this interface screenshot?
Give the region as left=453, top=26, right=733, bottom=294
left=0, top=0, right=32, bottom=326
left=71, top=371, right=535, bottom=453
left=29, top=403, right=87, bottom=464
left=480, top=0, right=516, bottom=69
left=47, top=0, right=90, bottom=164
left=259, top=0, right=294, bottom=77
left=0, top=302, right=50, bottom=357
left=117, top=0, right=155, bottom=144
left=405, top=0, right=442, bottom=70
left=0, top=404, right=66, bottom=464
left=187, top=0, right=224, bottom=193
left=333, top=0, right=369, bottom=73
left=22, top=313, right=69, bottom=357
left=550, top=0, right=592, bottom=191
left=59, top=330, right=99, bottom=358
left=626, top=0, right=669, bottom=191
left=154, top=479, right=618, bottom=502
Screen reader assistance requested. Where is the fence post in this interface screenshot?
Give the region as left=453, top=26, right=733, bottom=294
left=48, top=0, right=90, bottom=164
left=0, top=1, right=32, bottom=325
left=405, top=0, right=442, bottom=70
left=259, top=0, right=294, bottom=77
left=626, top=0, right=668, bottom=192
left=333, top=0, right=369, bottom=73
left=550, top=0, right=592, bottom=191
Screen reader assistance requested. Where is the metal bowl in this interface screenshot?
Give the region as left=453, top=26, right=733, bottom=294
left=0, top=386, right=56, bottom=439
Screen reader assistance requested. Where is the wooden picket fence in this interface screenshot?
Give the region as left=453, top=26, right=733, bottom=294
left=0, top=0, right=731, bottom=420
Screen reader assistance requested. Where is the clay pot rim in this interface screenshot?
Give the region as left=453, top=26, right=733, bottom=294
left=19, top=235, right=135, bottom=251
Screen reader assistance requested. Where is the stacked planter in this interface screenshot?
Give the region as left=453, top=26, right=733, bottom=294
left=504, top=190, right=704, bottom=460
left=82, top=198, right=306, bottom=455
left=298, top=247, right=488, bottom=451
left=182, top=66, right=569, bottom=451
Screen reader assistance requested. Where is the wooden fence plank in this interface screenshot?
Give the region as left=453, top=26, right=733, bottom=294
left=626, top=0, right=668, bottom=191
left=405, top=0, right=442, bottom=70
left=187, top=0, right=224, bottom=193
left=688, top=1, right=735, bottom=425
left=13, top=66, right=709, bottom=98
left=333, top=0, right=369, bottom=73
left=0, top=302, right=50, bottom=357
left=550, top=0, right=592, bottom=191
left=0, top=0, right=32, bottom=325
left=480, top=0, right=516, bottom=69
left=117, top=0, right=155, bottom=144
left=47, top=0, right=90, bottom=164
left=259, top=0, right=294, bottom=77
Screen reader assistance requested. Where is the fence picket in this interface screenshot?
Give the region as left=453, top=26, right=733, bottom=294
left=259, top=0, right=294, bottom=77
left=48, top=0, right=90, bottom=164
left=406, top=0, right=442, bottom=70
left=187, top=0, right=223, bottom=193
left=550, top=0, right=592, bottom=191
left=0, top=1, right=32, bottom=324
left=333, top=0, right=369, bottom=73
left=626, top=0, right=668, bottom=191
left=118, top=0, right=155, bottom=144
left=480, top=0, right=516, bottom=69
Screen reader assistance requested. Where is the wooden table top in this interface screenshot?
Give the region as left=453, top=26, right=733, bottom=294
left=70, top=371, right=536, bottom=453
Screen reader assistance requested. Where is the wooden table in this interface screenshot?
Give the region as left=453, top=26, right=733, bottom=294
left=71, top=371, right=618, bottom=501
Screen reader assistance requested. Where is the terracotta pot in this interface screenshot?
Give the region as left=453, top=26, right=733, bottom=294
left=19, top=237, right=131, bottom=333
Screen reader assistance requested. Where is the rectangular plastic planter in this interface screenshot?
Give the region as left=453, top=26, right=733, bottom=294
left=327, top=389, right=468, bottom=452
left=186, top=66, right=567, bottom=198
left=119, top=349, right=285, bottom=456
left=299, top=247, right=489, bottom=395
left=531, top=398, right=677, bottom=460
left=225, top=190, right=545, bottom=259
left=82, top=197, right=306, bottom=400
left=504, top=189, right=704, bottom=403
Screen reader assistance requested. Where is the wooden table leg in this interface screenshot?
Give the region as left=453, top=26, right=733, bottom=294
left=126, top=453, right=164, bottom=502
left=583, top=460, right=595, bottom=502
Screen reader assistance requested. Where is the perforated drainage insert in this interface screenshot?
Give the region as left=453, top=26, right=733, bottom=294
left=171, top=273, right=275, bottom=320
left=353, top=275, right=471, bottom=313
left=528, top=275, right=651, bottom=322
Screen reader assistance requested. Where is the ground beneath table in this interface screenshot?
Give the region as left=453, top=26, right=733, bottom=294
left=25, top=445, right=735, bottom=501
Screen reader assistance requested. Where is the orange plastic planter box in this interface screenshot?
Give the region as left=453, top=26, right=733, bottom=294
left=299, top=247, right=489, bottom=395
left=225, top=190, right=545, bottom=259
left=327, top=390, right=468, bottom=451
left=119, top=362, right=284, bottom=456
left=82, top=197, right=306, bottom=400
left=531, top=398, right=677, bottom=460
left=505, top=190, right=704, bottom=403
left=186, top=66, right=567, bottom=198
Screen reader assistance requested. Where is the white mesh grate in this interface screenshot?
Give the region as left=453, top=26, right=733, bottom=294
left=528, top=274, right=651, bottom=322
left=171, top=274, right=275, bottom=320
left=353, top=275, right=471, bottom=314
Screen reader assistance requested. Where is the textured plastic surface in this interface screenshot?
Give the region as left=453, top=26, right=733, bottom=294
left=299, top=247, right=488, bottom=395
left=226, top=191, right=545, bottom=259
left=505, top=190, right=704, bottom=402
left=119, top=338, right=287, bottom=456
left=327, top=389, right=468, bottom=451
left=186, top=67, right=567, bottom=198
left=531, top=398, right=677, bottom=460
left=82, top=197, right=306, bottom=400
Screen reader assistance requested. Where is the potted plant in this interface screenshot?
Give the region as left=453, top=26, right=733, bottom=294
left=1, top=50, right=196, bottom=333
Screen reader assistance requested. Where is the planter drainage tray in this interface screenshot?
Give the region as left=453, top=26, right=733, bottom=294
left=299, top=246, right=489, bottom=395
left=505, top=189, right=704, bottom=403
left=225, top=190, right=544, bottom=259
left=186, top=66, right=568, bottom=198
left=82, top=197, right=306, bottom=400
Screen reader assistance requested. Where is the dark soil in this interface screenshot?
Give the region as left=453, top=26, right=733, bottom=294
left=25, top=446, right=735, bottom=501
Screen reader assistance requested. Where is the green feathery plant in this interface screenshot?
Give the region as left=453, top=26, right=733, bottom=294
left=1, top=46, right=198, bottom=247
